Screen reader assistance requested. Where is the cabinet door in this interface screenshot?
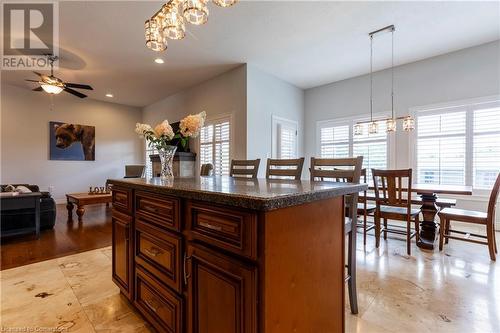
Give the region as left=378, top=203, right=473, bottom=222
left=186, top=244, right=257, bottom=333
left=112, top=210, right=133, bottom=300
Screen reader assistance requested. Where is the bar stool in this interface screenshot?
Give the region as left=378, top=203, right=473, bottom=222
left=310, top=156, right=363, bottom=314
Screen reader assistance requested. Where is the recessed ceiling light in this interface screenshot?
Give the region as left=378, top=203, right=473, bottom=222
left=154, top=58, right=164, bottom=64
left=105, top=93, right=113, bottom=98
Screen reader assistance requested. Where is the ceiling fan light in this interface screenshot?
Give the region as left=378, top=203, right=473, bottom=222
left=368, top=121, right=379, bottom=135
left=145, top=19, right=167, bottom=52
left=183, top=0, right=209, bottom=25
left=41, top=83, right=63, bottom=94
left=212, top=0, right=237, bottom=7
left=386, top=118, right=397, bottom=133
left=162, top=3, right=186, bottom=40
left=403, top=116, right=415, bottom=132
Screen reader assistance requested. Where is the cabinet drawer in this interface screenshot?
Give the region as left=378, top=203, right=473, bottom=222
left=136, top=191, right=180, bottom=232
left=112, top=186, right=132, bottom=214
left=135, top=220, right=182, bottom=293
left=186, top=201, right=258, bottom=260
left=135, top=267, right=182, bottom=333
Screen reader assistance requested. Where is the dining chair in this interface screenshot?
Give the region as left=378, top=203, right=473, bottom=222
left=229, top=159, right=261, bottom=179
left=310, top=156, right=363, bottom=315
left=372, top=169, right=421, bottom=255
left=357, top=169, right=376, bottom=246
left=266, top=158, right=304, bottom=180
left=438, top=173, right=500, bottom=261
left=200, top=163, right=213, bottom=176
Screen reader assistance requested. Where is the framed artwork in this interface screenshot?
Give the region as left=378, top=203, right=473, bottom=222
left=49, top=121, right=95, bottom=161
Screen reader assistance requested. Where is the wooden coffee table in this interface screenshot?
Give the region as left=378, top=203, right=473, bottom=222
left=66, top=192, right=112, bottom=222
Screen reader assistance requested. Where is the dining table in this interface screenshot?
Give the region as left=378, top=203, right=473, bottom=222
left=411, top=184, right=473, bottom=250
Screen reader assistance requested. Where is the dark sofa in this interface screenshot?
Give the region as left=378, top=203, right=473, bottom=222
left=1, top=184, right=57, bottom=233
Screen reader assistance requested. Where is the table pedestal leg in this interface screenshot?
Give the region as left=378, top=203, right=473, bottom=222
left=76, top=206, right=85, bottom=222
left=67, top=202, right=74, bottom=222
left=417, top=193, right=439, bottom=250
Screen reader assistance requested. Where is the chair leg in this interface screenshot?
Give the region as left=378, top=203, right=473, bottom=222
left=486, top=222, right=496, bottom=261
left=347, top=227, right=358, bottom=314
left=493, top=225, right=497, bottom=254
left=445, top=219, right=451, bottom=244
left=414, top=214, right=420, bottom=242
left=406, top=218, right=411, bottom=256
left=374, top=212, right=381, bottom=248
left=363, top=209, right=368, bottom=246
left=383, top=218, right=388, bottom=240
left=438, top=216, right=446, bottom=251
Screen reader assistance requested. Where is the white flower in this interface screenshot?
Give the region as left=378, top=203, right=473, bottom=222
left=179, top=111, right=206, bottom=138
left=154, top=120, right=174, bottom=140
left=135, top=123, right=153, bottom=138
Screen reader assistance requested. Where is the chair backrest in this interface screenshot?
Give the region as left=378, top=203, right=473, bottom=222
left=309, top=157, right=363, bottom=184
left=125, top=165, right=145, bottom=178
left=229, top=159, right=261, bottom=179
left=372, top=169, right=412, bottom=209
left=200, top=163, right=214, bottom=176
left=266, top=158, right=305, bottom=180
left=487, top=172, right=500, bottom=222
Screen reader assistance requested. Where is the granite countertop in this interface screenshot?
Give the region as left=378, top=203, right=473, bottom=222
left=107, top=176, right=367, bottom=211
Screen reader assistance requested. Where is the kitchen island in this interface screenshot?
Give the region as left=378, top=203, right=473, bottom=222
left=108, top=176, right=366, bottom=333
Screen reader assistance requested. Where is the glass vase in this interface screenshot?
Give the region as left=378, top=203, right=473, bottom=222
left=158, top=145, right=177, bottom=180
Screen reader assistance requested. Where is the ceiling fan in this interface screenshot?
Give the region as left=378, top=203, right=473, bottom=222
left=26, top=55, right=93, bottom=98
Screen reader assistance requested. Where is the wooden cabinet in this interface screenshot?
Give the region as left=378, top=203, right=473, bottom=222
left=185, top=244, right=257, bottom=333
left=112, top=209, right=133, bottom=300
left=110, top=184, right=346, bottom=333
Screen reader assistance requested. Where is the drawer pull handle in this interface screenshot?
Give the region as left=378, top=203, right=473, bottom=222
left=144, top=299, right=159, bottom=312
left=183, top=253, right=192, bottom=285
left=199, top=221, right=222, bottom=231
left=143, top=206, right=158, bottom=213
left=144, top=246, right=163, bottom=257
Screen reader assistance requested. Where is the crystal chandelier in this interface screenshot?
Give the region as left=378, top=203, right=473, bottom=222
left=355, top=25, right=415, bottom=136
left=145, top=0, right=237, bottom=52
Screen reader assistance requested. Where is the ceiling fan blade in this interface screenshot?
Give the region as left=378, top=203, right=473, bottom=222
left=64, top=87, right=87, bottom=98
left=32, top=71, right=43, bottom=77
left=32, top=87, right=43, bottom=91
left=25, top=79, right=40, bottom=83
left=65, top=83, right=93, bottom=90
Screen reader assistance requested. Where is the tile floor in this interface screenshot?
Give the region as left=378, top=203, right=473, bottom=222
left=1, top=229, right=498, bottom=333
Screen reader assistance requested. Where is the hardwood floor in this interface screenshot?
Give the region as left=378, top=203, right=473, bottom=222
left=1, top=204, right=112, bottom=270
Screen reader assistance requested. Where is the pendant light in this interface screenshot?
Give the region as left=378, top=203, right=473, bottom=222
left=386, top=26, right=397, bottom=133
left=355, top=25, right=415, bottom=136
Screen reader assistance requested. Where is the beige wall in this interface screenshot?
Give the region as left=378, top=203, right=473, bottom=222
left=1, top=83, right=143, bottom=202
left=142, top=65, right=248, bottom=164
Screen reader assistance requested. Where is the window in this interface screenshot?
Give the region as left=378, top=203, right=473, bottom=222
left=200, top=116, right=231, bottom=176
left=416, top=110, right=466, bottom=185
left=317, top=116, right=390, bottom=182
left=272, top=116, right=298, bottom=159
left=413, top=98, right=500, bottom=190
left=145, top=141, right=158, bottom=178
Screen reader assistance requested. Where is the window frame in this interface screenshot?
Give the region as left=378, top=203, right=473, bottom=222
left=409, top=95, right=500, bottom=194
left=315, top=112, right=395, bottom=180
left=197, top=113, right=233, bottom=176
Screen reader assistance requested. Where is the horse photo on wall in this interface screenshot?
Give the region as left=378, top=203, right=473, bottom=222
left=49, top=121, right=95, bottom=161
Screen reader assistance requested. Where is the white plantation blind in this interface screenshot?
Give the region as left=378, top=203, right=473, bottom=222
left=145, top=141, right=158, bottom=178
left=353, top=122, right=388, bottom=183
left=200, top=117, right=231, bottom=176
left=473, top=107, right=500, bottom=189
left=320, top=124, right=349, bottom=158
left=416, top=111, right=466, bottom=185
left=414, top=98, right=500, bottom=190
left=318, top=117, right=389, bottom=182
left=278, top=123, right=297, bottom=159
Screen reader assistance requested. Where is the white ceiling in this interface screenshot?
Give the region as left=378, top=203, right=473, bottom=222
left=3, top=1, right=499, bottom=107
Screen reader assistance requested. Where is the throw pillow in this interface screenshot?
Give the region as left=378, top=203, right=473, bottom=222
left=16, top=186, right=32, bottom=193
